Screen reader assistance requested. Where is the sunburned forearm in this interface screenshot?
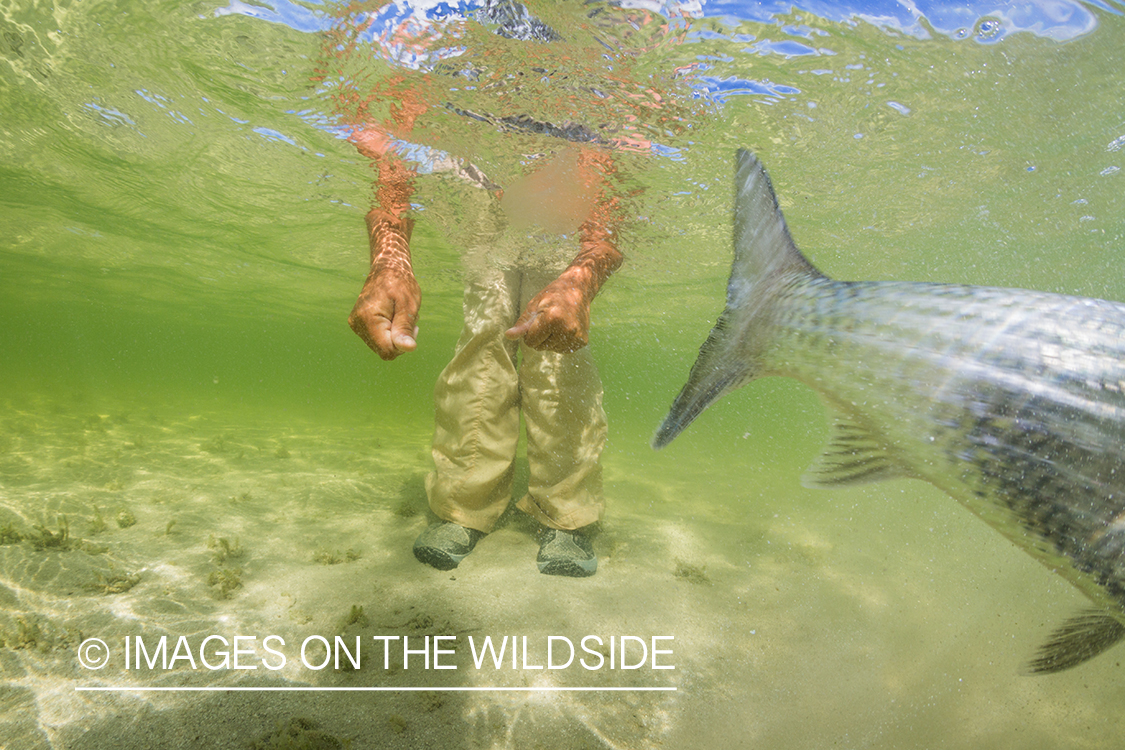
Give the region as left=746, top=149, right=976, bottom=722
left=562, top=219, right=624, bottom=302
left=350, top=158, right=421, bottom=361
left=366, top=208, right=414, bottom=270
left=372, top=154, right=416, bottom=222
left=348, top=81, right=427, bottom=361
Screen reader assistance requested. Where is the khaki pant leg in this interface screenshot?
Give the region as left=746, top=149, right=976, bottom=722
left=514, top=270, right=608, bottom=531
left=426, top=267, right=522, bottom=533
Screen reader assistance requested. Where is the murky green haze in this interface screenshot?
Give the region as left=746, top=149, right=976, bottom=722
left=2, top=1, right=1125, bottom=748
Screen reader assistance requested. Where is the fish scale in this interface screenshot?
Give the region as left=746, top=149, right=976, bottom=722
left=655, top=150, right=1125, bottom=673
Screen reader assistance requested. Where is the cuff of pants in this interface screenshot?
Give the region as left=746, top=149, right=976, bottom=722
left=514, top=471, right=605, bottom=531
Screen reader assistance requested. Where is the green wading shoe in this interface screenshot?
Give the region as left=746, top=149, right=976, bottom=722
left=413, top=521, right=486, bottom=571
left=537, top=527, right=597, bottom=578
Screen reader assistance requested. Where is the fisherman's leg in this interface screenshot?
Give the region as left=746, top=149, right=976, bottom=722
left=516, top=344, right=607, bottom=527
left=417, top=240, right=521, bottom=569
left=515, top=270, right=607, bottom=576
left=425, top=268, right=521, bottom=528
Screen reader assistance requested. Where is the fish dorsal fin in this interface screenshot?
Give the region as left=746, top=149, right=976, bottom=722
left=1025, top=610, right=1125, bottom=674
left=802, top=415, right=910, bottom=487
left=728, top=150, right=821, bottom=308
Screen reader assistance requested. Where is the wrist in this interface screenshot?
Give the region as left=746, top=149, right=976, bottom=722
left=567, top=241, right=622, bottom=298
left=368, top=251, right=414, bottom=281
left=367, top=210, right=414, bottom=271
left=557, top=264, right=601, bottom=303
left=366, top=209, right=413, bottom=239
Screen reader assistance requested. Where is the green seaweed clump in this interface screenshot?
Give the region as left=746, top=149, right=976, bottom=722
left=22, top=517, right=106, bottom=555
left=420, top=692, right=445, bottom=713
left=393, top=500, right=419, bottom=518
left=386, top=715, right=408, bottom=735
left=201, top=435, right=227, bottom=454
left=0, top=615, right=76, bottom=653
left=247, top=717, right=350, bottom=750
left=116, top=510, right=137, bottom=528
left=312, top=549, right=360, bottom=566
left=89, top=506, right=108, bottom=535
left=30, top=517, right=72, bottom=550
left=207, top=568, right=243, bottom=599
left=93, top=572, right=141, bottom=595
left=673, top=558, right=710, bottom=585
left=337, top=605, right=369, bottom=633
left=208, top=536, right=244, bottom=564
left=1, top=616, right=47, bottom=652
left=0, top=522, right=23, bottom=545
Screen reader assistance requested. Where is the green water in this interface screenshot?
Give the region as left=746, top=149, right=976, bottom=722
left=2, top=1, right=1125, bottom=748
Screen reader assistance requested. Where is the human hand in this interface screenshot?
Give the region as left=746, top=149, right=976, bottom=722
left=505, top=273, right=591, bottom=353
left=349, top=264, right=421, bottom=360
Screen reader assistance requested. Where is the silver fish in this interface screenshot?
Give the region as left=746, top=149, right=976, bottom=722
left=654, top=149, right=1125, bottom=673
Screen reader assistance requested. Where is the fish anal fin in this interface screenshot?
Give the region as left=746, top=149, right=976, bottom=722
left=1025, top=610, right=1125, bottom=674
left=801, top=416, right=909, bottom=488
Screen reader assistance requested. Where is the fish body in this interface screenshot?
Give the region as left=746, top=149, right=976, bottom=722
left=655, top=150, right=1125, bottom=673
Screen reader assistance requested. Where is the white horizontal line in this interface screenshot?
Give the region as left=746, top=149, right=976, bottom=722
left=75, top=686, right=676, bottom=693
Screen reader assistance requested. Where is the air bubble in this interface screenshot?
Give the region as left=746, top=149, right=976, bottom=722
left=975, top=17, right=1002, bottom=41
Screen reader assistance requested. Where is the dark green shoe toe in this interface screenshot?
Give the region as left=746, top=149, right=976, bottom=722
left=413, top=522, right=485, bottom=571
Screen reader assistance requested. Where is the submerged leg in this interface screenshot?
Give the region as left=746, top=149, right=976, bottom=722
left=426, top=266, right=523, bottom=535
left=514, top=267, right=607, bottom=534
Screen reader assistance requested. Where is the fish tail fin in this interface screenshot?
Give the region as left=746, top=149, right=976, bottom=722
left=1024, top=609, right=1125, bottom=674
left=653, top=150, right=823, bottom=449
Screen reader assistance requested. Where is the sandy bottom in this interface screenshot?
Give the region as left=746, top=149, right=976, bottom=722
left=1, top=390, right=1124, bottom=750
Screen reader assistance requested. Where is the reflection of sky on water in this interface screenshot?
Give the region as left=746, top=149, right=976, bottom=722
left=212, top=0, right=1121, bottom=159
left=216, top=0, right=1121, bottom=43
left=706, top=0, right=1120, bottom=41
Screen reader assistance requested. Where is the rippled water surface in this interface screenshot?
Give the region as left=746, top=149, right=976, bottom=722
left=2, top=1, right=1125, bottom=748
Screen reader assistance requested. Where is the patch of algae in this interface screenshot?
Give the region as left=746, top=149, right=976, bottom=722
left=208, top=536, right=244, bottom=565
left=0, top=614, right=79, bottom=653
left=247, top=717, right=350, bottom=750
left=673, top=558, right=711, bottom=584
left=205, top=536, right=246, bottom=599
left=1, top=517, right=108, bottom=555
left=0, top=522, right=22, bottom=545
left=311, top=549, right=360, bottom=566
left=207, top=568, right=243, bottom=600
left=336, top=605, right=369, bottom=634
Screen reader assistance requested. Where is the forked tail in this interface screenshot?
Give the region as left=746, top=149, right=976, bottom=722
left=652, top=150, right=822, bottom=449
